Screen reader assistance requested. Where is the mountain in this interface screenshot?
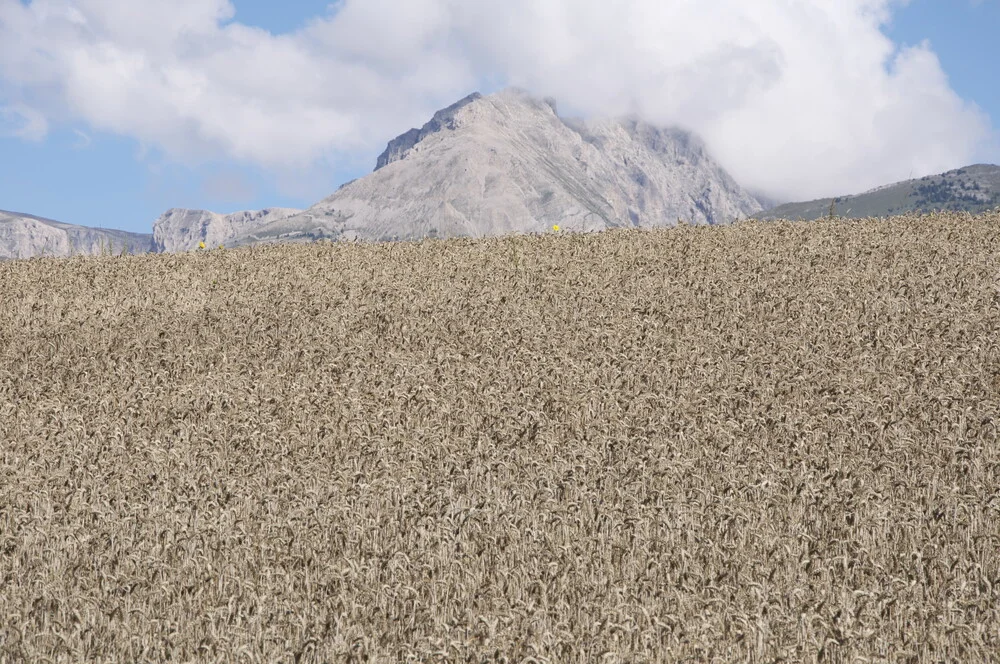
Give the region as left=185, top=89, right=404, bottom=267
left=152, top=207, right=302, bottom=253
left=758, top=164, right=1000, bottom=221
left=1, top=88, right=765, bottom=259
left=0, top=210, right=155, bottom=260
left=222, top=88, right=763, bottom=247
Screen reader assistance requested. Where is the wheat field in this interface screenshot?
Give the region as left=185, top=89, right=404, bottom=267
left=1, top=213, right=999, bottom=663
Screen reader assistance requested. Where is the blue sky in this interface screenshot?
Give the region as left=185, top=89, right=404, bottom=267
left=885, top=1, right=999, bottom=162
left=0, top=0, right=997, bottom=234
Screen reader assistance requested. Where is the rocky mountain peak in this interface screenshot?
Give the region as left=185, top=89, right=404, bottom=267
left=224, top=87, right=764, bottom=247
left=375, top=92, right=484, bottom=170
left=4, top=87, right=770, bottom=258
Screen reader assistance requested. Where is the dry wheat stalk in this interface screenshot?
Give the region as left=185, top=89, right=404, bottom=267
left=0, top=212, right=998, bottom=662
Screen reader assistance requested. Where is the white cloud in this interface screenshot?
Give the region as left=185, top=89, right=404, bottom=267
left=0, top=0, right=994, bottom=201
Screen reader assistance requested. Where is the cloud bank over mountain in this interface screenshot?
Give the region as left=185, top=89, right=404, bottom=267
left=0, top=0, right=994, bottom=201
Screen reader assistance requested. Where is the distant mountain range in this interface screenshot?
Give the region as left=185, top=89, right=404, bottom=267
left=3, top=88, right=998, bottom=260
left=0, top=209, right=154, bottom=260
left=757, top=164, right=1000, bottom=221
left=1, top=88, right=763, bottom=258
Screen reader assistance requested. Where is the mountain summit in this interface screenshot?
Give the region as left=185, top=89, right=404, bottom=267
left=2, top=88, right=766, bottom=258
left=225, top=88, right=763, bottom=246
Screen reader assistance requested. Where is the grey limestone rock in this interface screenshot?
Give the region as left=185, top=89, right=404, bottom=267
left=229, top=88, right=763, bottom=247
left=0, top=210, right=155, bottom=260
left=375, top=92, right=484, bottom=171
left=151, top=207, right=301, bottom=253
left=2, top=87, right=768, bottom=258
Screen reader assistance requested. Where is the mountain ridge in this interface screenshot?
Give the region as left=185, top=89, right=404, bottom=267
left=0, top=209, right=155, bottom=260
left=757, top=164, right=1000, bottom=220
left=9, top=89, right=997, bottom=260
left=223, top=87, right=764, bottom=247
left=152, top=207, right=303, bottom=253
left=375, top=92, right=484, bottom=171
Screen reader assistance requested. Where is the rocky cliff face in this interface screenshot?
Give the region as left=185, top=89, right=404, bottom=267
left=0, top=210, right=155, bottom=260
left=151, top=207, right=301, bottom=253
left=374, top=92, right=483, bottom=170
left=227, top=88, right=763, bottom=247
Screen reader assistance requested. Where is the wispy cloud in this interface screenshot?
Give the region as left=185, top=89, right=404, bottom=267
left=0, top=103, right=49, bottom=141
left=0, top=0, right=994, bottom=201
left=72, top=128, right=91, bottom=148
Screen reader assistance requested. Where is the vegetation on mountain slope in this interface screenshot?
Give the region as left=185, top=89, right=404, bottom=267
left=758, top=163, right=1000, bottom=221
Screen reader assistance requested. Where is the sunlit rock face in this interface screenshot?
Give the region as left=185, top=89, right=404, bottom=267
left=0, top=210, right=155, bottom=259
left=152, top=207, right=301, bottom=253
left=224, top=88, right=763, bottom=247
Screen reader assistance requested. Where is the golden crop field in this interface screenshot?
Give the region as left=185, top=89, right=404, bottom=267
left=1, top=213, right=999, bottom=663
